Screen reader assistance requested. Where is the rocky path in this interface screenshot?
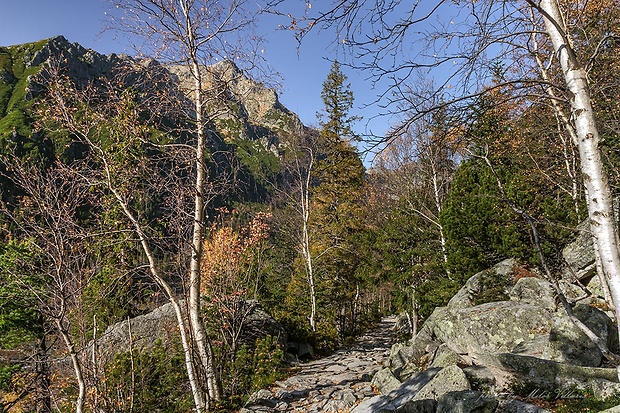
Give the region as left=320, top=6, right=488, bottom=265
left=241, top=315, right=398, bottom=413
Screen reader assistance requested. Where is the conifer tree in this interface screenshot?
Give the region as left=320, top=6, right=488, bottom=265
left=312, top=61, right=367, bottom=339
left=318, top=61, right=360, bottom=144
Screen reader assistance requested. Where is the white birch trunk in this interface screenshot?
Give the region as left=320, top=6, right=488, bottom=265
left=430, top=157, right=448, bottom=265
left=539, top=0, right=620, bottom=339
left=56, top=309, right=85, bottom=413
left=411, top=287, right=418, bottom=339
left=181, top=0, right=221, bottom=403
left=301, top=154, right=317, bottom=332
left=188, top=57, right=221, bottom=404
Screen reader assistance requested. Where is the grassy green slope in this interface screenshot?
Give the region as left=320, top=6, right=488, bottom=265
left=0, top=40, right=47, bottom=140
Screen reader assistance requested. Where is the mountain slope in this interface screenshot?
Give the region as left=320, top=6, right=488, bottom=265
left=0, top=36, right=303, bottom=185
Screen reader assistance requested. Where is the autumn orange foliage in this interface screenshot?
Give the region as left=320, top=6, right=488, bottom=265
left=201, top=210, right=271, bottom=298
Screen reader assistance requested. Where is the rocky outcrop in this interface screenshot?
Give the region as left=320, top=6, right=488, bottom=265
left=355, top=258, right=620, bottom=412
left=436, top=391, right=497, bottom=413
left=562, top=220, right=596, bottom=281
left=95, top=300, right=286, bottom=367
left=94, top=302, right=179, bottom=366
left=447, top=258, right=517, bottom=310
left=30, top=36, right=128, bottom=80
left=412, top=365, right=471, bottom=402
left=169, top=59, right=302, bottom=141
left=559, top=219, right=612, bottom=309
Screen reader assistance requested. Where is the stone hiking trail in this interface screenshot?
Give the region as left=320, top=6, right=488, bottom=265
left=240, top=315, right=398, bottom=413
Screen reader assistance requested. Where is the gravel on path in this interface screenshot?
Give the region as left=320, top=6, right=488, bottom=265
left=240, top=315, right=398, bottom=413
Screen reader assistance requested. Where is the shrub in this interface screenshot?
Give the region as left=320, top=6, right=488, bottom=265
left=101, top=339, right=192, bottom=413
left=473, top=269, right=511, bottom=306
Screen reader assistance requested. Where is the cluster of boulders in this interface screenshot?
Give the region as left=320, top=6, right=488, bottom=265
left=357, top=247, right=620, bottom=412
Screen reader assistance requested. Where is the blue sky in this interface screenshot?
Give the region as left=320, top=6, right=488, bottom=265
left=0, top=0, right=391, bottom=159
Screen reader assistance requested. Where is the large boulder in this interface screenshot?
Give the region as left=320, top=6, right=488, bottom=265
left=95, top=302, right=179, bottom=365
left=436, top=390, right=497, bottom=413
left=542, top=304, right=615, bottom=366
left=448, top=259, right=517, bottom=310
left=432, top=300, right=612, bottom=368
left=372, top=368, right=402, bottom=394
left=559, top=220, right=611, bottom=309
left=240, top=300, right=288, bottom=348
left=95, top=300, right=286, bottom=366
left=412, top=365, right=471, bottom=402
left=352, top=368, right=441, bottom=413
left=430, top=301, right=553, bottom=357
left=562, top=220, right=596, bottom=281
left=509, top=277, right=556, bottom=309
left=473, top=352, right=619, bottom=391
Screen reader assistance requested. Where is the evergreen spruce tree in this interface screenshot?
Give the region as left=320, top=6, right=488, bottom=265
left=441, top=90, right=580, bottom=281
left=312, top=61, right=368, bottom=341
left=318, top=61, right=360, bottom=144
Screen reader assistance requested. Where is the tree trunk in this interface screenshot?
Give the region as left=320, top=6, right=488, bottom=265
left=108, top=183, right=206, bottom=412
left=56, top=317, right=85, bottom=413
left=187, top=53, right=221, bottom=404
left=36, top=334, right=51, bottom=413
left=538, top=0, right=620, bottom=340
left=304, top=209, right=318, bottom=332
left=411, top=286, right=418, bottom=339
left=430, top=157, right=448, bottom=265
left=529, top=9, right=612, bottom=308
left=301, top=159, right=317, bottom=332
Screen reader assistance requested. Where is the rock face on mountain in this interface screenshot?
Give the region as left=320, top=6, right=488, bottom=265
left=169, top=59, right=301, bottom=138
left=30, top=35, right=130, bottom=83
left=1, top=35, right=302, bottom=161
left=360, top=256, right=620, bottom=413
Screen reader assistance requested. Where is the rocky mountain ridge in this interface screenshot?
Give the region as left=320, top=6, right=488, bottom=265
left=1, top=35, right=302, bottom=160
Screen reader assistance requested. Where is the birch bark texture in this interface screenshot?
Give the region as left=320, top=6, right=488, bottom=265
left=534, top=0, right=620, bottom=339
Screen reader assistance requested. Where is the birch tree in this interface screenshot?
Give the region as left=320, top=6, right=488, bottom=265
left=532, top=0, right=620, bottom=338
left=0, top=159, right=95, bottom=413
left=296, top=0, right=620, bottom=352
left=37, top=60, right=231, bottom=411
left=277, top=128, right=319, bottom=331
left=373, top=109, right=457, bottom=335
left=375, top=107, right=457, bottom=267
left=104, top=0, right=271, bottom=409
